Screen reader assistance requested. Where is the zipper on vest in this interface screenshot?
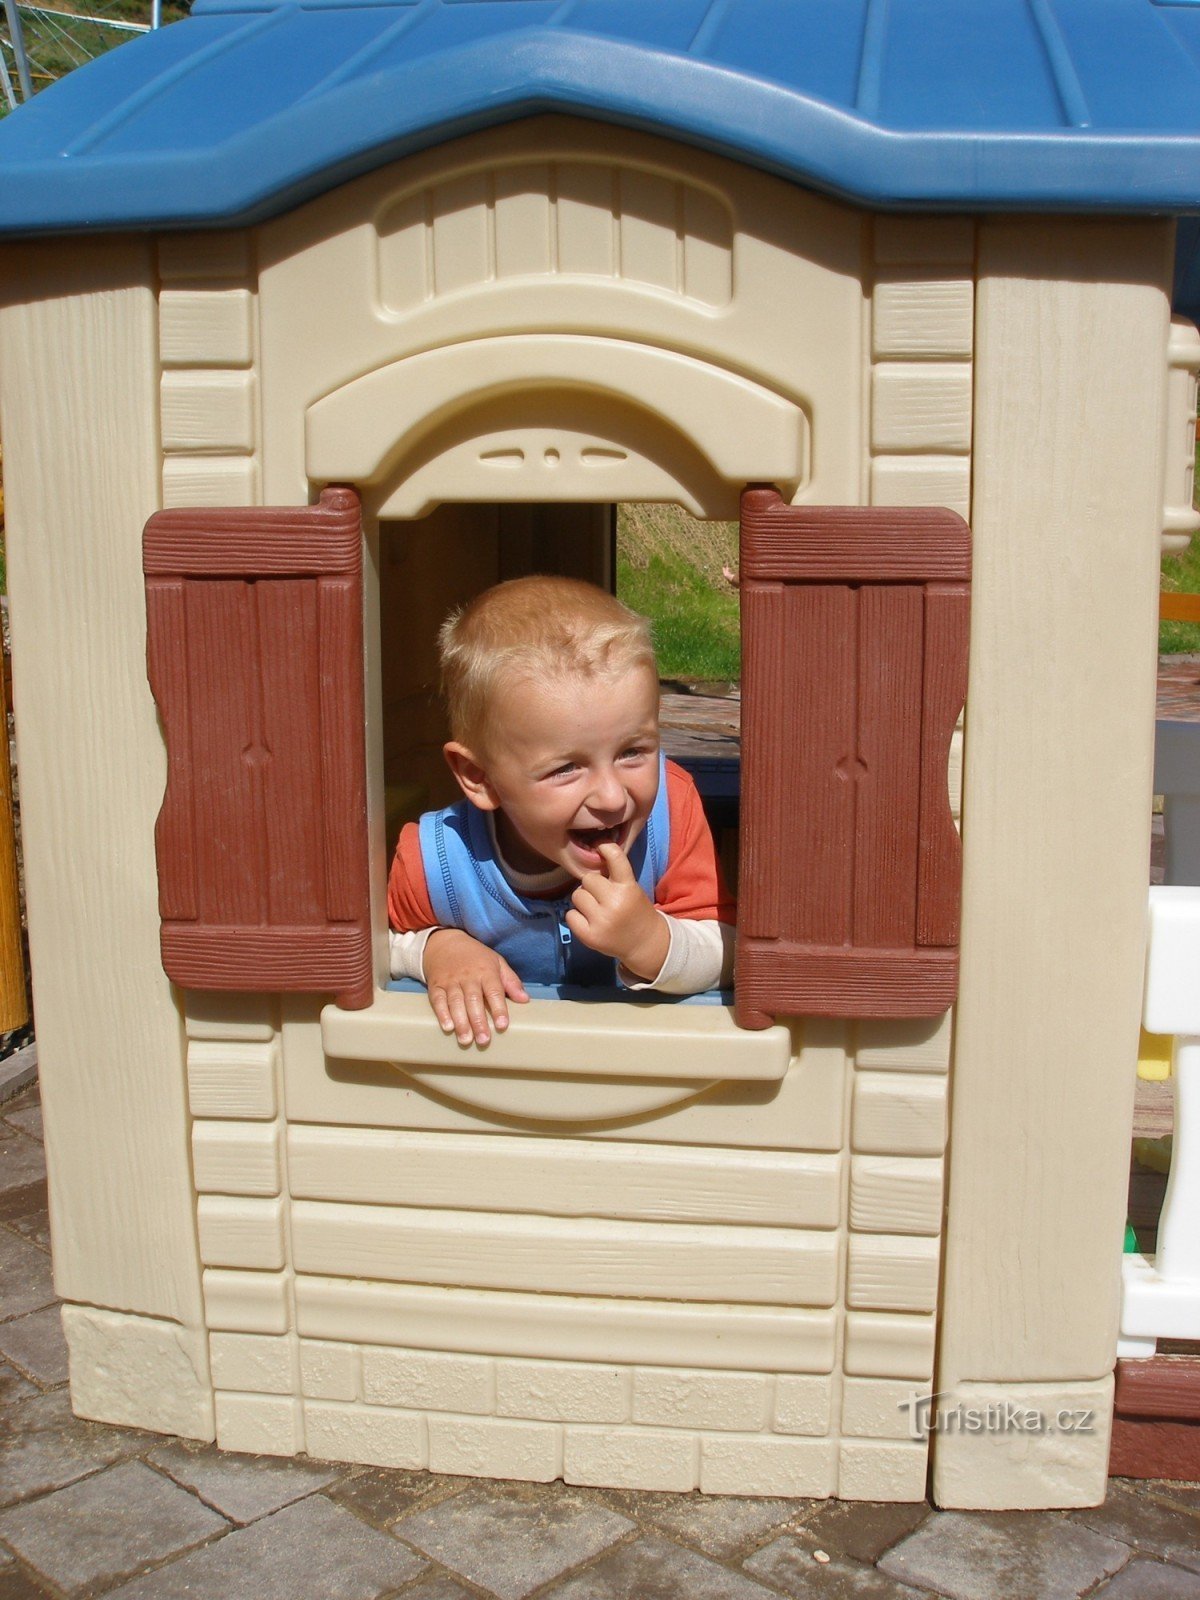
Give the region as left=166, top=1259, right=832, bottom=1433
left=556, top=913, right=572, bottom=982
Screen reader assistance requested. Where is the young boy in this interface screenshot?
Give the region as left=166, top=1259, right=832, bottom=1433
left=388, top=575, right=736, bottom=1046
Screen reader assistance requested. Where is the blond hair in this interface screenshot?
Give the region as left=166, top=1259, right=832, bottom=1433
left=439, top=576, right=656, bottom=746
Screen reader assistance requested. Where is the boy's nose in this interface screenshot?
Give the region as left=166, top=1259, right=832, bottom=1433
left=587, top=767, right=626, bottom=816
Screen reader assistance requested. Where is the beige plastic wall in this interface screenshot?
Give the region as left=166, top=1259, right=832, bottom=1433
left=151, top=119, right=970, bottom=1499
left=933, top=219, right=1173, bottom=1509
left=0, top=240, right=214, bottom=1437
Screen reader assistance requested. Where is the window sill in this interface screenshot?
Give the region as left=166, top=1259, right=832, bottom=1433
left=320, top=989, right=791, bottom=1123
left=322, top=988, right=790, bottom=1079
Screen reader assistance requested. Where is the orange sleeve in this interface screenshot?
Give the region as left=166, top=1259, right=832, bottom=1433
left=387, top=822, right=437, bottom=932
left=655, top=760, right=737, bottom=924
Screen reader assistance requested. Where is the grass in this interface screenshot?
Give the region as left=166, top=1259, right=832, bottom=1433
left=1159, top=441, right=1200, bottom=652
left=3, top=1, right=189, bottom=110
left=616, top=504, right=740, bottom=680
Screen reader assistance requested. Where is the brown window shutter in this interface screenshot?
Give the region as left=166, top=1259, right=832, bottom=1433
left=736, top=488, right=970, bottom=1030
left=143, top=487, right=373, bottom=1010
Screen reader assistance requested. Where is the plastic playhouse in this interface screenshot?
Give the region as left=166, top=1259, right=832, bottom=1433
left=0, top=0, right=1198, bottom=1511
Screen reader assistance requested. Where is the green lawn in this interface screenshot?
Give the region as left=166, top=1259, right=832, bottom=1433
left=1159, top=441, right=1200, bottom=652
left=616, top=505, right=740, bottom=680
left=618, top=471, right=1200, bottom=677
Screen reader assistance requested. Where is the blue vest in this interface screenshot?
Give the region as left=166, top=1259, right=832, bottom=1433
left=418, top=755, right=671, bottom=986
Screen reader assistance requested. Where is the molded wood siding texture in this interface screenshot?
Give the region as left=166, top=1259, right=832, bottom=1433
left=736, top=489, right=970, bottom=1029
left=143, top=487, right=372, bottom=1008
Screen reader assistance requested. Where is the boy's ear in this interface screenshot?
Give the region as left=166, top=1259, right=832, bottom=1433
left=443, top=741, right=501, bottom=812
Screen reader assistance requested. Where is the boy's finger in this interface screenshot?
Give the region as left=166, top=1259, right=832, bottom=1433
left=429, top=986, right=456, bottom=1035
left=482, top=980, right=509, bottom=1033
left=498, top=960, right=530, bottom=1003
left=570, top=886, right=600, bottom=919
left=464, top=985, right=492, bottom=1047
left=596, top=841, right=634, bottom=881
left=564, top=907, right=592, bottom=943
left=446, top=987, right=475, bottom=1047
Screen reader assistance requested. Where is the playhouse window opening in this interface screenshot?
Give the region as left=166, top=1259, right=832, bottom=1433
left=377, top=500, right=740, bottom=998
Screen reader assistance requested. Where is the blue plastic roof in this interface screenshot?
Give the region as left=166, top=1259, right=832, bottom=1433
left=4, top=0, right=1200, bottom=236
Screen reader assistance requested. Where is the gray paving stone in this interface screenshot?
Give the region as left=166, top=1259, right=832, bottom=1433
left=0, top=1459, right=227, bottom=1595
left=744, top=1536, right=930, bottom=1598
left=0, top=1557, right=53, bottom=1600
left=539, top=1532, right=779, bottom=1599
left=0, top=1188, right=48, bottom=1244
left=147, top=1439, right=344, bottom=1525
left=0, top=1385, right=75, bottom=1431
left=600, top=1488, right=799, bottom=1560
left=104, top=1492, right=428, bottom=1600
left=324, top=1466, right=462, bottom=1529
left=1073, top=1481, right=1200, bottom=1574
left=0, top=1390, right=150, bottom=1507
left=0, top=1055, right=36, bottom=1113
left=1133, top=1482, right=1200, bottom=1515
left=0, top=1361, right=36, bottom=1406
left=393, top=1481, right=633, bottom=1600
left=793, top=1499, right=932, bottom=1563
left=1, top=1102, right=42, bottom=1143
left=400, top=1580, right=480, bottom=1600
left=0, top=1138, right=44, bottom=1196
left=878, top=1511, right=1132, bottom=1600
left=0, top=1211, right=49, bottom=1255
left=1091, top=1558, right=1200, bottom=1599
left=0, top=1231, right=54, bottom=1323
left=0, top=1306, right=68, bottom=1388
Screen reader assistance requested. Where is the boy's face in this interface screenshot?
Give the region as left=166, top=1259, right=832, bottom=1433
left=445, top=664, right=661, bottom=879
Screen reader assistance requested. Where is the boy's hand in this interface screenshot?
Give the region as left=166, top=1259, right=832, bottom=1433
left=423, top=929, right=529, bottom=1047
left=566, top=842, right=670, bottom=982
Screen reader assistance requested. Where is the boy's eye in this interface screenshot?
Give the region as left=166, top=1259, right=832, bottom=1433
left=619, top=744, right=654, bottom=762
left=548, top=762, right=580, bottom=778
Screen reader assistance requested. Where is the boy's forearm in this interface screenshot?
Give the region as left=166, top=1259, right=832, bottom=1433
left=389, top=925, right=437, bottom=981
left=612, top=906, right=672, bottom=984
left=620, top=917, right=734, bottom=994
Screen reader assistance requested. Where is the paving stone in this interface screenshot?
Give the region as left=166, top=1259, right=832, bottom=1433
left=0, top=1390, right=149, bottom=1507
left=539, top=1532, right=779, bottom=1599
left=0, top=1138, right=44, bottom=1195
left=393, top=1480, right=633, bottom=1600
left=147, top=1439, right=344, bottom=1525
left=744, top=1536, right=929, bottom=1598
left=1091, top=1558, right=1200, bottom=1598
left=0, top=1307, right=68, bottom=1388
left=0, top=1231, right=54, bottom=1323
left=1135, top=1483, right=1200, bottom=1516
left=1073, top=1481, right=1200, bottom=1574
left=0, top=1558, right=53, bottom=1600
left=104, top=1493, right=428, bottom=1600
left=878, top=1511, right=1132, bottom=1600
left=0, top=1207, right=50, bottom=1255
left=0, top=1386, right=75, bottom=1432
left=400, top=1580, right=480, bottom=1600
left=0, top=1055, right=37, bottom=1113
left=0, top=1189, right=49, bottom=1244
left=0, top=1459, right=227, bottom=1595
left=324, top=1466, right=462, bottom=1529
left=1, top=1102, right=42, bottom=1142
left=793, top=1499, right=932, bottom=1563
left=0, top=1361, right=36, bottom=1406
left=601, top=1488, right=798, bottom=1559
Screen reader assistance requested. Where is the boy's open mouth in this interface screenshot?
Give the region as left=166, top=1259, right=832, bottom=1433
left=568, top=823, right=625, bottom=853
